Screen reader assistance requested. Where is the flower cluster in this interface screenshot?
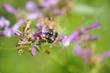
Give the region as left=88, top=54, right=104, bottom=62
left=16, top=20, right=36, bottom=56
left=73, top=45, right=110, bottom=66
left=0, top=0, right=72, bottom=56
left=66, top=23, right=110, bottom=65
left=39, top=0, right=72, bottom=16
left=0, top=0, right=110, bottom=67
left=61, top=23, right=99, bottom=47
left=0, top=0, right=73, bottom=38
left=2, top=0, right=72, bottom=20
left=0, top=17, right=25, bottom=38
left=16, top=18, right=59, bottom=56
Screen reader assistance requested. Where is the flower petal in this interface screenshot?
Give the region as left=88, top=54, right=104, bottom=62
left=73, top=45, right=83, bottom=56
left=86, top=23, right=100, bottom=31
left=25, top=1, right=37, bottom=12
left=0, top=17, right=10, bottom=29
left=11, top=19, right=25, bottom=33
left=3, top=27, right=12, bottom=38
left=36, top=23, right=42, bottom=30
left=30, top=45, right=37, bottom=56
left=98, top=51, right=110, bottom=61
left=2, top=4, right=17, bottom=15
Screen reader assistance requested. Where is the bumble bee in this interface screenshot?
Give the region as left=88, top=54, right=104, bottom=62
left=16, top=18, right=59, bottom=55
left=43, top=28, right=58, bottom=43
left=39, top=17, right=59, bottom=44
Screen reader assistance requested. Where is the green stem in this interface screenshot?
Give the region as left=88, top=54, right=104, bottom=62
left=91, top=63, right=101, bottom=73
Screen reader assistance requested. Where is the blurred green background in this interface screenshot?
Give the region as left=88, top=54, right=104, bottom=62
left=0, top=0, right=110, bottom=73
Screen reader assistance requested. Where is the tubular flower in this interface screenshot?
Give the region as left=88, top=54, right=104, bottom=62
left=98, top=51, right=110, bottom=62
left=73, top=45, right=110, bottom=65
left=0, top=17, right=11, bottom=37
left=0, top=16, right=25, bottom=38
left=36, top=23, right=43, bottom=30
left=11, top=19, right=25, bottom=34
left=29, top=45, right=37, bottom=56
left=25, top=1, right=43, bottom=20
left=25, top=1, right=37, bottom=12
left=39, top=0, right=73, bottom=16
left=74, top=45, right=92, bottom=60
left=0, top=16, right=10, bottom=29
left=2, top=4, right=18, bottom=16
left=3, top=27, right=12, bottom=38
left=39, top=0, right=58, bottom=9
left=61, top=23, right=99, bottom=47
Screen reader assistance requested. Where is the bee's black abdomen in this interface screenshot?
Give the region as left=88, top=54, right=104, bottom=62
left=47, top=38, right=54, bottom=43
left=44, top=29, right=58, bottom=44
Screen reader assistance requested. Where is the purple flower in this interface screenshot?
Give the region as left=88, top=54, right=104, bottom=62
left=14, top=30, right=22, bottom=37
left=84, top=35, right=99, bottom=41
left=25, top=1, right=43, bottom=20
left=0, top=18, right=25, bottom=37
left=34, top=32, right=42, bottom=40
left=61, top=31, right=79, bottom=47
left=98, top=51, right=110, bottom=62
left=30, top=45, right=37, bottom=56
left=86, top=23, right=100, bottom=31
left=26, top=12, right=43, bottom=20
left=73, top=45, right=83, bottom=56
left=61, top=23, right=100, bottom=47
left=61, top=36, right=70, bottom=47
left=73, top=45, right=91, bottom=60
left=40, top=0, right=58, bottom=9
left=0, top=17, right=10, bottom=29
left=36, top=23, right=43, bottom=30
left=3, top=27, right=12, bottom=38
left=0, top=32, right=3, bottom=36
left=11, top=19, right=25, bottom=33
left=68, top=31, right=80, bottom=42
left=52, top=8, right=63, bottom=16
left=77, top=23, right=100, bottom=35
left=73, top=46, right=110, bottom=64
left=0, top=17, right=12, bottom=37
left=2, top=4, right=17, bottom=15
left=25, top=1, right=37, bottom=12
